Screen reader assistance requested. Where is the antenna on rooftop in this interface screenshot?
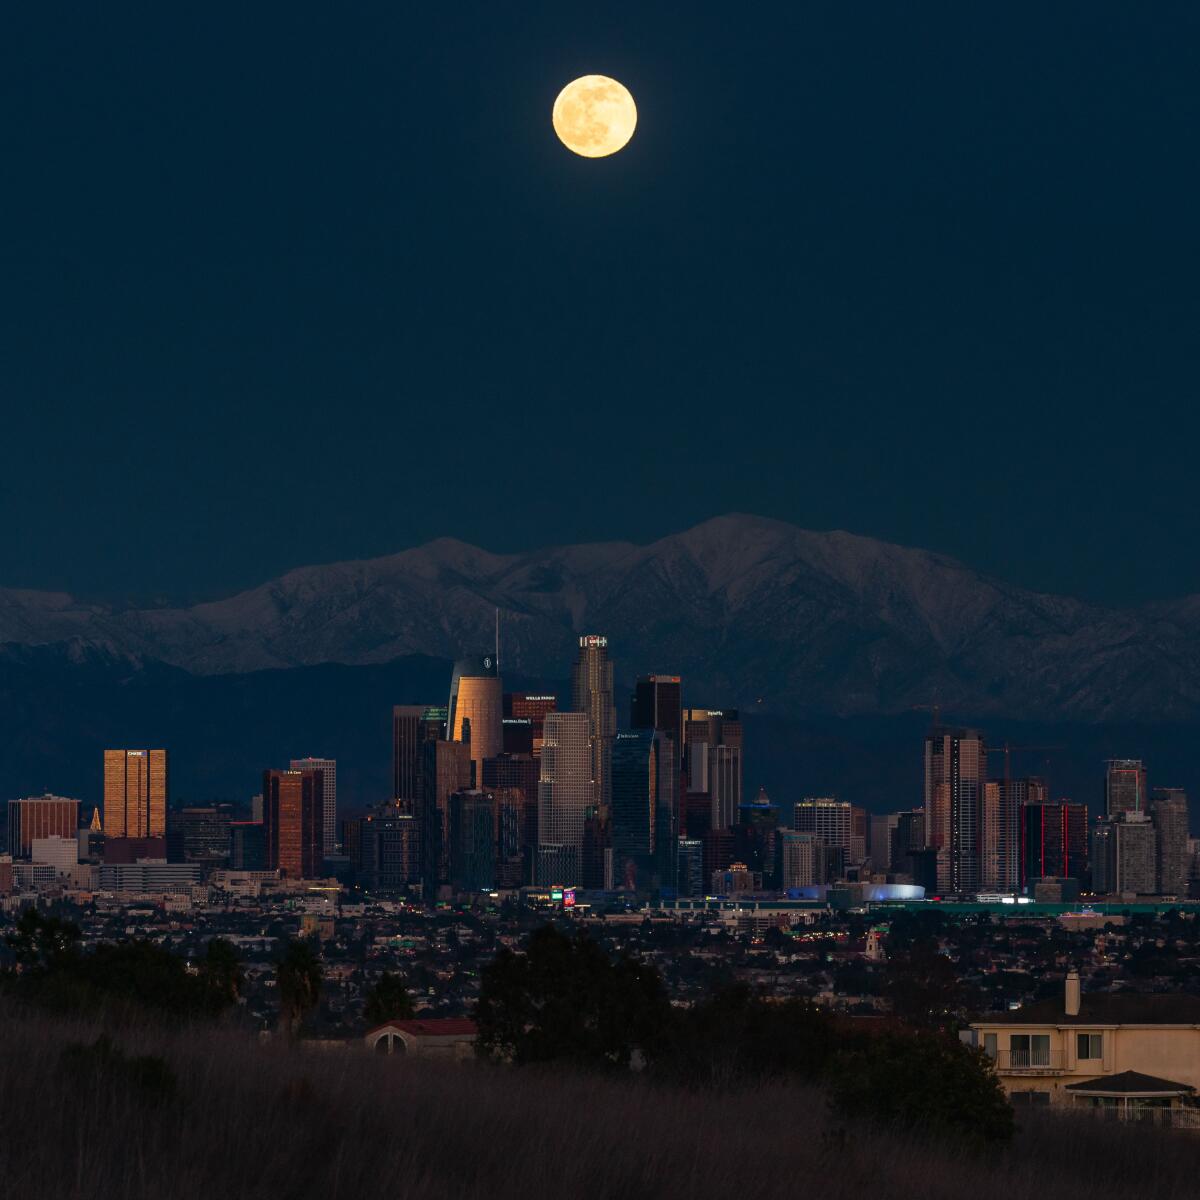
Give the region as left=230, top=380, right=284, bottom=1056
left=495, top=607, right=500, bottom=672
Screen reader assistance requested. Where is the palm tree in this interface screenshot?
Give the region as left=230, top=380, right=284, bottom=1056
left=276, top=940, right=323, bottom=1036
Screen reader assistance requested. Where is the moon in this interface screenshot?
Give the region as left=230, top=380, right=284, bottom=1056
left=552, top=75, right=637, bottom=158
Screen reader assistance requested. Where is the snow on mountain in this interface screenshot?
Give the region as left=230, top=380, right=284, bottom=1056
left=3, top=514, right=1200, bottom=721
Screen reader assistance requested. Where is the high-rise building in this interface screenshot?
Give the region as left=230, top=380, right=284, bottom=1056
left=581, top=810, right=612, bottom=890
left=984, top=778, right=1047, bottom=893
left=449, top=790, right=497, bottom=892
left=421, top=738, right=473, bottom=891
left=682, top=709, right=743, bottom=828
left=357, top=803, right=421, bottom=892
left=890, top=809, right=926, bottom=878
left=392, top=705, right=446, bottom=802
left=7, top=794, right=79, bottom=859
left=169, top=805, right=234, bottom=865
left=1019, top=801, right=1087, bottom=889
left=263, top=767, right=325, bottom=879
left=676, top=838, right=704, bottom=897
left=571, top=635, right=616, bottom=811
left=291, top=757, right=337, bottom=855
left=793, top=798, right=852, bottom=852
left=850, top=806, right=867, bottom=863
left=614, top=730, right=662, bottom=888
left=104, top=749, right=168, bottom=839
left=448, top=656, right=503, bottom=785
left=230, top=821, right=266, bottom=870
left=504, top=693, right=557, bottom=757
left=1093, top=812, right=1157, bottom=895
left=776, top=830, right=823, bottom=889
left=534, top=711, right=591, bottom=885
left=631, top=675, right=682, bottom=763
left=1150, top=787, right=1190, bottom=896
left=869, top=813, right=900, bottom=871
left=924, top=728, right=986, bottom=894
left=1106, top=759, right=1147, bottom=818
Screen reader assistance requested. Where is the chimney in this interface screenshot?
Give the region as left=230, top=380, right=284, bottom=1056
left=1065, top=970, right=1081, bottom=1017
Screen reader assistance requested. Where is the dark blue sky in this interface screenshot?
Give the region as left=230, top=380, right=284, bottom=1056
left=3, top=4, right=1198, bottom=604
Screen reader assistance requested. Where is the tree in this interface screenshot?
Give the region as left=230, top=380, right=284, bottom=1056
left=364, top=971, right=415, bottom=1026
left=5, top=908, right=81, bottom=972
left=199, top=938, right=244, bottom=1008
left=475, top=925, right=671, bottom=1070
left=885, top=940, right=967, bottom=1032
left=828, top=1033, right=1014, bottom=1146
left=276, top=940, right=323, bottom=1035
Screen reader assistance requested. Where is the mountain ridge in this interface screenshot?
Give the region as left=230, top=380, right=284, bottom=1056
left=3, top=514, right=1200, bottom=722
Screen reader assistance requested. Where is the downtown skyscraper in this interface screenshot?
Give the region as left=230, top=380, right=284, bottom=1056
left=534, top=711, right=591, bottom=885
left=103, top=749, right=168, bottom=840
left=447, top=655, right=502, bottom=786
left=291, top=756, right=337, bottom=855
left=571, top=635, right=616, bottom=811
left=924, top=728, right=986, bottom=894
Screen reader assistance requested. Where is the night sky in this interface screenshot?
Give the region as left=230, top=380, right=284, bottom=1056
left=3, top=4, right=1198, bottom=605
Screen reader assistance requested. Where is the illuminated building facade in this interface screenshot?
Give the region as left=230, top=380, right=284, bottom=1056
left=1106, top=759, right=1147, bottom=818
left=7, top=794, right=79, bottom=859
left=448, top=656, right=502, bottom=785
left=103, top=749, right=168, bottom=839
left=263, top=766, right=325, bottom=879
left=290, top=757, right=337, bottom=855
left=535, top=711, right=591, bottom=885
left=571, top=634, right=616, bottom=811
left=1019, top=801, right=1087, bottom=888
left=924, top=728, right=986, bottom=894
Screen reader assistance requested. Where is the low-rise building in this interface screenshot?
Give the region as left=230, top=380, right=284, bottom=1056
left=967, top=971, right=1200, bottom=1123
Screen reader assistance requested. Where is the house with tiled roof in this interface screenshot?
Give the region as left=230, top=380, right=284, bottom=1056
left=365, top=1018, right=477, bottom=1061
left=965, top=971, right=1200, bottom=1124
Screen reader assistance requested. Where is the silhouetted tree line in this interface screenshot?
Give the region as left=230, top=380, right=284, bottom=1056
left=475, top=925, right=1013, bottom=1146
left=0, top=909, right=244, bottom=1019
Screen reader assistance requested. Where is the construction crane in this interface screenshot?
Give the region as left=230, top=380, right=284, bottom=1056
left=985, top=743, right=1065, bottom=785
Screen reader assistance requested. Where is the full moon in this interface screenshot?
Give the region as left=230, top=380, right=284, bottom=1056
left=552, top=75, right=637, bottom=158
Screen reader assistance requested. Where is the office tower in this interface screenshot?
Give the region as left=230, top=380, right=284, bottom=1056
left=263, top=767, right=325, bottom=879
left=677, top=838, right=704, bottom=897
left=1150, top=787, right=1190, bottom=895
left=31, top=836, right=78, bottom=874
left=737, top=789, right=779, bottom=880
left=776, top=830, right=823, bottom=889
left=501, top=716, right=535, bottom=755
left=924, top=728, right=986, bottom=894
left=1093, top=812, right=1157, bottom=895
left=535, top=711, right=591, bottom=885
left=492, top=788, right=525, bottom=888
left=571, top=635, right=616, bottom=811
left=421, top=739, right=473, bottom=891
left=1019, top=801, right=1088, bottom=888
left=890, top=810, right=926, bottom=877
left=448, top=655, right=503, bottom=784
left=869, top=813, right=900, bottom=870
left=1106, top=759, right=1147, bottom=818
left=291, top=757, right=337, bottom=855
left=631, top=675, right=682, bottom=762
left=170, top=805, right=234, bottom=865
left=581, top=810, right=613, bottom=890
left=7, top=794, right=79, bottom=859
left=986, top=777, right=1047, bottom=893
left=850, top=806, right=867, bottom=863
left=682, top=709, right=743, bottom=828
left=610, top=728, right=657, bottom=888
left=482, top=752, right=538, bottom=874
left=392, top=705, right=447, bottom=802
left=104, top=749, right=168, bottom=839
left=449, top=790, right=497, bottom=892
left=504, top=693, right=557, bottom=756
left=683, top=790, right=714, bottom=842
left=230, top=821, right=266, bottom=870
left=358, top=803, right=421, bottom=892
left=793, top=798, right=852, bottom=850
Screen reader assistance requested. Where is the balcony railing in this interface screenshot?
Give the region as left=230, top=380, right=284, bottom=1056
left=992, top=1049, right=1065, bottom=1073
